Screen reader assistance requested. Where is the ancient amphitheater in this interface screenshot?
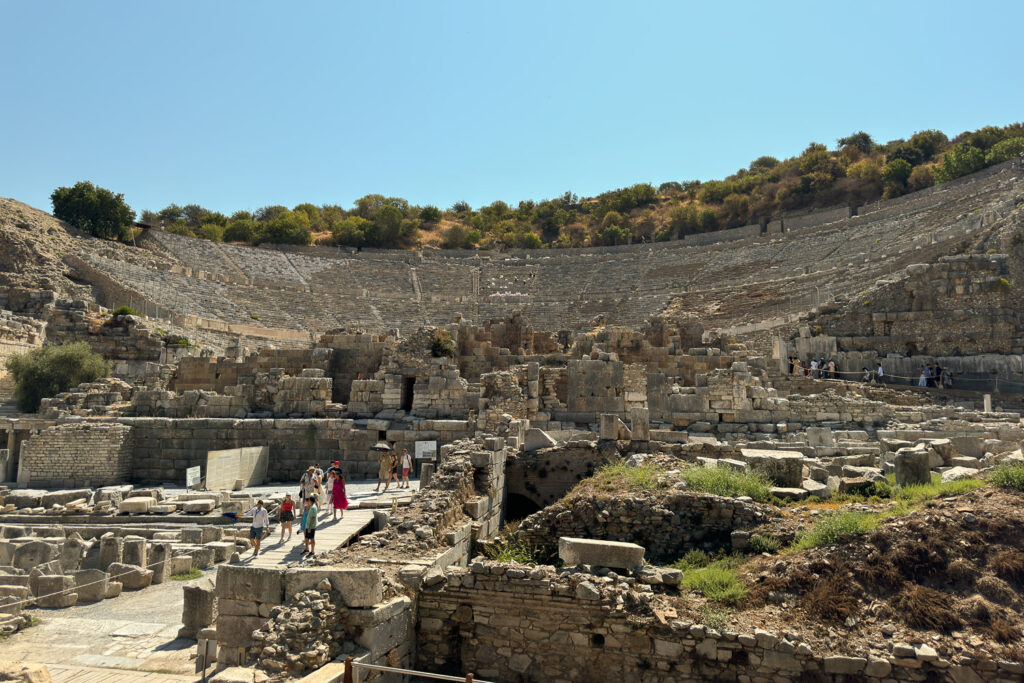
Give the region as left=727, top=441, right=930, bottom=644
left=0, top=157, right=1022, bottom=683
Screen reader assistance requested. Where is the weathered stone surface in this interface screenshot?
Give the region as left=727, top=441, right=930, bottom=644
left=941, top=466, right=981, bottom=483
left=71, top=569, right=109, bottom=603
left=179, top=577, right=216, bottom=639
left=740, top=449, right=803, bottom=487
left=13, top=541, right=58, bottom=571
left=34, top=575, right=76, bottom=608
left=183, top=499, right=218, bottom=513
left=0, top=661, right=52, bottom=682
left=895, top=446, right=931, bottom=485
left=523, top=428, right=557, bottom=452
left=118, top=496, right=155, bottom=513
left=108, top=562, right=153, bottom=590
left=801, top=478, right=831, bottom=499
left=215, top=565, right=283, bottom=604
left=558, top=537, right=644, bottom=570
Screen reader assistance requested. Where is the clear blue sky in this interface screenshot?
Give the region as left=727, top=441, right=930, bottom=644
left=2, top=1, right=1022, bottom=216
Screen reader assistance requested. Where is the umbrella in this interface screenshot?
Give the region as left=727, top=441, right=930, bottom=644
left=371, top=442, right=392, bottom=451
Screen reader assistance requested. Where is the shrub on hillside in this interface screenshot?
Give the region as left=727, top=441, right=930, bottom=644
left=430, top=330, right=456, bottom=358
left=51, top=181, right=135, bottom=241
left=934, top=143, right=986, bottom=183
left=990, top=462, right=1024, bottom=491
left=681, top=466, right=772, bottom=501
left=985, top=137, right=1024, bottom=165
left=5, top=343, right=110, bottom=413
left=111, top=306, right=138, bottom=316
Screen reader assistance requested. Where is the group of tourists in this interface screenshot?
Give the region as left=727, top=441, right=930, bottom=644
left=788, top=357, right=840, bottom=380
left=244, top=461, right=350, bottom=558
left=375, top=448, right=413, bottom=493
left=917, top=362, right=952, bottom=388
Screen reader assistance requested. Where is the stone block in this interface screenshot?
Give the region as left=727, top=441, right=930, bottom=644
left=941, top=467, right=981, bottom=483
left=179, top=577, right=216, bottom=639
left=72, top=569, right=109, bottom=602
left=97, top=534, right=122, bottom=571
left=215, top=614, right=269, bottom=649
left=59, top=536, right=88, bottom=573
left=118, top=497, right=154, bottom=513
left=805, top=426, right=835, bottom=447
left=771, top=487, right=808, bottom=502
left=13, top=541, right=58, bottom=571
left=108, top=562, right=153, bottom=590
left=801, top=479, right=831, bottom=499
left=167, top=554, right=193, bottom=576
left=183, top=499, right=217, bottom=513
left=215, top=564, right=283, bottom=604
left=523, top=428, right=557, bottom=452
left=558, top=537, right=644, bottom=570
left=40, top=489, right=93, bottom=508
left=190, top=546, right=215, bottom=569
left=148, top=542, right=172, bottom=584
left=35, top=575, right=76, bottom=607
left=206, top=541, right=236, bottom=563
left=894, top=446, right=931, bottom=486
left=283, top=567, right=383, bottom=607
left=740, top=448, right=804, bottom=487
left=180, top=528, right=204, bottom=544
left=105, top=581, right=122, bottom=599
left=122, top=537, right=147, bottom=567
left=950, top=456, right=982, bottom=469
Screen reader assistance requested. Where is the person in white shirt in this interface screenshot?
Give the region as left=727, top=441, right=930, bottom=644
left=246, top=500, right=271, bottom=556
left=875, top=363, right=885, bottom=384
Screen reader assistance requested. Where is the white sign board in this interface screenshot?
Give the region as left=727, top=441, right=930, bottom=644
left=414, top=440, right=437, bottom=460
left=186, top=466, right=202, bottom=489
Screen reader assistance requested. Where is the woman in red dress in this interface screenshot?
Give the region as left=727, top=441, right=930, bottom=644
left=329, top=465, right=348, bottom=521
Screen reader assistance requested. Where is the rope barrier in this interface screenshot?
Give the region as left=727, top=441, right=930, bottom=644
left=0, top=539, right=228, bottom=611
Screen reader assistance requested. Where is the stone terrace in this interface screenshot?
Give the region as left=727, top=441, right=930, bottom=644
left=64, top=159, right=1023, bottom=336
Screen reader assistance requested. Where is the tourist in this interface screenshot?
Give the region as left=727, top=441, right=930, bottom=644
left=827, top=359, right=836, bottom=380
left=933, top=362, right=944, bottom=388
left=278, top=494, right=295, bottom=543
left=918, top=366, right=929, bottom=387
left=875, top=363, right=885, bottom=384
left=793, top=358, right=804, bottom=376
left=299, top=466, right=314, bottom=506
left=862, top=367, right=872, bottom=382
left=400, top=449, right=412, bottom=489
left=329, top=466, right=348, bottom=521
left=313, top=467, right=326, bottom=515
left=810, top=359, right=819, bottom=379
left=303, top=497, right=318, bottom=555
left=375, top=448, right=392, bottom=493
left=389, top=451, right=401, bottom=488
left=245, top=500, right=271, bottom=557
left=788, top=356, right=795, bottom=375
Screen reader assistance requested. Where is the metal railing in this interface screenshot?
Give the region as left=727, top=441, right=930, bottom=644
left=342, top=657, right=493, bottom=683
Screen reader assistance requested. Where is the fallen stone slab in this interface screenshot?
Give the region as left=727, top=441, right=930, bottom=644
left=771, top=487, right=809, bottom=502
left=524, top=427, right=558, bottom=452
left=108, top=562, right=153, bottom=590
left=148, top=504, right=178, bottom=514
left=40, top=489, right=93, bottom=508
left=739, top=449, right=804, bottom=487
left=118, top=497, right=154, bottom=514
left=941, top=467, right=981, bottom=483
left=206, top=541, right=237, bottom=563
left=801, top=479, right=831, bottom=499
left=35, top=575, right=76, bottom=608
left=167, top=554, right=193, bottom=576
left=558, top=537, right=644, bottom=570
left=950, top=456, right=982, bottom=469
left=838, top=476, right=874, bottom=494
left=105, top=581, right=122, bottom=599
left=71, top=569, right=109, bottom=602
left=13, top=540, right=59, bottom=571
left=182, top=499, right=218, bottom=513
left=4, top=491, right=45, bottom=510
left=895, top=446, right=931, bottom=486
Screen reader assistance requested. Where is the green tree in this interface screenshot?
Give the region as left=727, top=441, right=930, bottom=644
left=908, top=129, right=948, bottom=161
left=420, top=205, right=443, bottom=223
left=697, top=209, right=719, bottom=232
left=194, top=223, right=224, bottom=241
left=254, top=210, right=312, bottom=245
left=934, top=143, right=986, bottom=183
left=6, top=342, right=110, bottom=412
left=881, top=158, right=912, bottom=185
left=50, top=181, right=136, bottom=240
left=985, top=137, right=1024, bottom=165
left=838, top=131, right=875, bottom=153
left=907, top=164, right=935, bottom=192
left=332, top=216, right=371, bottom=246
left=749, top=156, right=780, bottom=173
left=223, top=218, right=256, bottom=243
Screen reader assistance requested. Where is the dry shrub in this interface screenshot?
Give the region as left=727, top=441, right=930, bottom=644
left=862, top=559, right=904, bottom=592
left=893, top=585, right=962, bottom=632
left=947, top=558, right=979, bottom=584
left=989, top=550, right=1024, bottom=588
left=889, top=538, right=947, bottom=582
left=958, top=595, right=1022, bottom=643
left=804, top=571, right=862, bottom=622
left=976, top=575, right=1018, bottom=606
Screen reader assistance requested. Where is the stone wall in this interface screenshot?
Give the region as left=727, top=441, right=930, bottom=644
left=516, top=488, right=768, bottom=563
left=19, top=423, right=133, bottom=487
left=505, top=444, right=617, bottom=510
left=417, top=562, right=993, bottom=682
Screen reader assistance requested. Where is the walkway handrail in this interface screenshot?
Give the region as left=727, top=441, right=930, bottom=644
left=343, top=656, right=492, bottom=683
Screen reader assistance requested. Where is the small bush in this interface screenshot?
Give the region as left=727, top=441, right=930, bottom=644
left=991, top=462, right=1024, bottom=491
left=747, top=534, right=782, bottom=554
left=791, top=511, right=880, bottom=550
left=112, top=306, right=138, bottom=316
left=430, top=330, right=456, bottom=358
left=893, top=475, right=986, bottom=503
left=671, top=549, right=711, bottom=571
left=682, top=466, right=773, bottom=502
left=681, top=564, right=748, bottom=604
left=699, top=606, right=732, bottom=631
left=5, top=342, right=110, bottom=412
left=170, top=569, right=203, bottom=581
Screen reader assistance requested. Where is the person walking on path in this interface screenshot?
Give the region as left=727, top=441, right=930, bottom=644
left=245, top=500, right=271, bottom=557
left=400, top=449, right=413, bottom=489
left=875, top=363, right=885, bottom=384
left=389, top=452, right=401, bottom=488
left=278, top=494, right=295, bottom=543
left=918, top=366, right=929, bottom=387
left=329, top=465, right=348, bottom=521
left=375, top=449, right=392, bottom=493
left=299, top=466, right=314, bottom=507
left=303, top=497, right=318, bottom=555
left=827, top=360, right=836, bottom=380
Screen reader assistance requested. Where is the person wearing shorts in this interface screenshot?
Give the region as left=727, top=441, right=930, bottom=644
left=375, top=450, right=392, bottom=493
left=303, top=497, right=318, bottom=555
left=245, top=500, right=271, bottom=557
left=278, top=494, right=295, bottom=542
left=400, top=449, right=412, bottom=489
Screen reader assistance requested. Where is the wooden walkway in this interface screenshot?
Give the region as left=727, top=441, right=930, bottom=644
left=48, top=664, right=196, bottom=682
left=245, top=508, right=374, bottom=568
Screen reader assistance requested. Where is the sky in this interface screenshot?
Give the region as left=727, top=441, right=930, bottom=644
left=2, top=1, right=1023, bottom=217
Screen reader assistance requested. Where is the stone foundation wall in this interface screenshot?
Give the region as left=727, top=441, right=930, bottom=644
left=417, top=564, right=1001, bottom=682
left=19, top=423, right=133, bottom=487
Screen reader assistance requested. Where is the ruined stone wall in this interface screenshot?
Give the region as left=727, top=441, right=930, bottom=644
left=172, top=348, right=330, bottom=393
left=19, top=422, right=133, bottom=487
left=417, top=564, right=996, bottom=682
left=516, top=490, right=768, bottom=563
left=505, top=444, right=617, bottom=510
